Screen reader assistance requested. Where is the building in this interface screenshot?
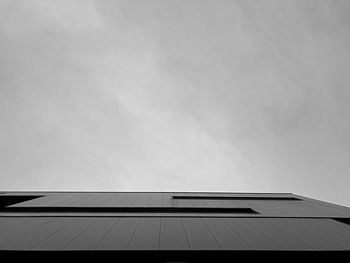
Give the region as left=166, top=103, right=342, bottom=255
left=0, top=191, right=349, bottom=260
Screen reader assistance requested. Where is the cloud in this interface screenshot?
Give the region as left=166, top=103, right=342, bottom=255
left=1, top=0, right=350, bottom=207
left=0, top=0, right=103, bottom=38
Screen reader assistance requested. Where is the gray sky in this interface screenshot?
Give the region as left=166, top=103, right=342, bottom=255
left=1, top=0, right=350, bottom=207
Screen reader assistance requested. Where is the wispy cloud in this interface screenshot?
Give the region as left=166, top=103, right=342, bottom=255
left=0, top=0, right=350, bottom=207
left=0, top=0, right=103, bottom=37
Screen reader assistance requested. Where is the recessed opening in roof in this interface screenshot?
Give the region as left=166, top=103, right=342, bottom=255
left=172, top=196, right=302, bottom=201
left=333, top=218, right=350, bottom=226
left=0, top=195, right=43, bottom=208
left=0, top=206, right=259, bottom=214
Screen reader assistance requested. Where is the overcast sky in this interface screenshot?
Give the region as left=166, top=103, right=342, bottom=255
left=1, top=0, right=350, bottom=207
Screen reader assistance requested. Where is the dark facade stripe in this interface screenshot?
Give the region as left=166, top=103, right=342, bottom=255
left=173, top=196, right=302, bottom=201
left=0, top=206, right=258, bottom=214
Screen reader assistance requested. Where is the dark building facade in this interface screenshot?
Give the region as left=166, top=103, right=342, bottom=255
left=0, top=191, right=350, bottom=260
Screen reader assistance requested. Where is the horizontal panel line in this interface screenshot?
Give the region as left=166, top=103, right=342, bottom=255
left=0, top=216, right=347, bottom=218
left=172, top=196, right=302, bottom=201
left=0, top=191, right=294, bottom=194
left=0, top=207, right=258, bottom=214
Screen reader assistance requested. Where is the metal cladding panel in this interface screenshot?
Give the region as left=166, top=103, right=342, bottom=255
left=311, top=218, right=350, bottom=238
left=0, top=217, right=350, bottom=250
left=159, top=217, right=189, bottom=250
left=1, top=218, right=74, bottom=250
left=127, top=217, right=161, bottom=250
left=75, top=193, right=107, bottom=207
left=294, top=194, right=350, bottom=216
left=202, top=218, right=250, bottom=250
left=96, top=218, right=139, bottom=250
left=131, top=193, right=152, bottom=207
left=87, top=193, right=115, bottom=207
left=243, top=218, right=311, bottom=250
left=31, top=218, right=96, bottom=250
left=223, top=218, right=282, bottom=250
left=148, top=193, right=163, bottom=207
left=161, top=193, right=174, bottom=207
left=0, top=217, right=53, bottom=247
left=0, top=217, right=29, bottom=234
left=99, top=193, right=131, bottom=207
left=0, top=217, right=348, bottom=250
left=63, top=218, right=117, bottom=250
left=264, top=218, right=342, bottom=250
left=111, top=193, right=137, bottom=207
left=283, top=218, right=350, bottom=250
left=182, top=218, right=221, bottom=250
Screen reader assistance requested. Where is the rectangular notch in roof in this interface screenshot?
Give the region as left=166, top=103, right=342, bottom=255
left=0, top=195, right=43, bottom=208
left=333, top=218, right=350, bottom=226
left=172, top=196, right=302, bottom=201
left=0, top=207, right=258, bottom=214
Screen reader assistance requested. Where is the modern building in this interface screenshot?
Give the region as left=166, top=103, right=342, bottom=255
left=0, top=191, right=349, bottom=260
